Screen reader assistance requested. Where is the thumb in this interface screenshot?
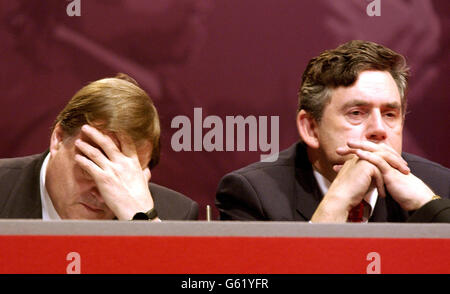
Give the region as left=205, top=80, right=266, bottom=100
left=143, top=167, right=151, bottom=183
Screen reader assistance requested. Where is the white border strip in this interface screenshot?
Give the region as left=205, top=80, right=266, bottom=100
left=0, top=220, right=449, bottom=238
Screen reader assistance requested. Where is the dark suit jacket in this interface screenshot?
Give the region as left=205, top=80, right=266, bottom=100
left=216, top=142, right=450, bottom=222
left=0, top=152, right=198, bottom=220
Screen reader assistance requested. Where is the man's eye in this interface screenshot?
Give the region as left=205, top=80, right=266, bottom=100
left=81, top=168, right=93, bottom=180
left=348, top=110, right=364, bottom=116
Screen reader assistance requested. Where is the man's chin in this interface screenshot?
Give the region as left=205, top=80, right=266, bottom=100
left=336, top=153, right=357, bottom=163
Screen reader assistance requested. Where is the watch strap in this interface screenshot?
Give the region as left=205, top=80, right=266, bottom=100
left=132, top=208, right=158, bottom=220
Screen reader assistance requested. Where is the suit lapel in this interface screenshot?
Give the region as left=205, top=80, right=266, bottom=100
left=9, top=152, right=47, bottom=218
left=369, top=195, right=387, bottom=222
left=293, top=143, right=323, bottom=221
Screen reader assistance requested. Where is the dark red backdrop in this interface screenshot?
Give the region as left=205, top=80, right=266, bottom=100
left=1, top=0, right=449, bottom=219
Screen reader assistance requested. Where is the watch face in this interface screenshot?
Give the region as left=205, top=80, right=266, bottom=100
left=132, top=212, right=150, bottom=220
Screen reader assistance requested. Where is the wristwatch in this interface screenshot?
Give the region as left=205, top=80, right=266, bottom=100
left=132, top=208, right=158, bottom=220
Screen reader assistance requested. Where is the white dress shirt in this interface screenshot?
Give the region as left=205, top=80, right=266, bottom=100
left=39, top=153, right=61, bottom=220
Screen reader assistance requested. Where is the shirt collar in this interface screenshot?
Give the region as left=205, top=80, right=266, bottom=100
left=39, top=153, right=61, bottom=220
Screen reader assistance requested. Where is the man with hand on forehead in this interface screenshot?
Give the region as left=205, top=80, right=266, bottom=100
left=216, top=40, right=450, bottom=223
left=0, top=73, right=198, bottom=221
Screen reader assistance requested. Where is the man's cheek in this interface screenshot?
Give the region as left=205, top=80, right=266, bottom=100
left=393, top=131, right=403, bottom=154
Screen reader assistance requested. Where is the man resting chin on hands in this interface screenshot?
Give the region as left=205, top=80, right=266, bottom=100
left=311, top=141, right=437, bottom=223
left=216, top=41, right=449, bottom=223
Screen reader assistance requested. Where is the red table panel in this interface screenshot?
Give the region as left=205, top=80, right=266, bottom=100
left=1, top=235, right=449, bottom=274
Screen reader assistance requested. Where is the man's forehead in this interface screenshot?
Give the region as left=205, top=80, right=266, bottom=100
left=330, top=71, right=401, bottom=106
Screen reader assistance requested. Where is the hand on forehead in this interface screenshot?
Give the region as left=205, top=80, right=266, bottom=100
left=95, top=128, right=120, bottom=147
left=79, top=124, right=151, bottom=168
left=80, top=124, right=136, bottom=156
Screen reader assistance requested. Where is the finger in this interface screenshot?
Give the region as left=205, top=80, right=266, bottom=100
left=371, top=167, right=386, bottom=198
left=377, top=150, right=410, bottom=175
left=80, top=125, right=121, bottom=161
left=347, top=140, right=408, bottom=166
left=353, top=149, right=392, bottom=177
left=75, top=139, right=110, bottom=170
left=74, top=153, right=104, bottom=181
left=116, top=132, right=138, bottom=158
left=347, top=140, right=404, bottom=160
left=342, top=142, right=411, bottom=175
left=347, top=140, right=378, bottom=152
left=334, top=154, right=358, bottom=174
left=345, top=142, right=409, bottom=175
left=341, top=147, right=409, bottom=175
left=336, top=146, right=356, bottom=156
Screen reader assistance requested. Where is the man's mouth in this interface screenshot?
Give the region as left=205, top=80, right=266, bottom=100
left=80, top=202, right=104, bottom=213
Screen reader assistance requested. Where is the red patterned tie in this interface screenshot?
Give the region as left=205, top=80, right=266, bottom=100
left=348, top=200, right=369, bottom=222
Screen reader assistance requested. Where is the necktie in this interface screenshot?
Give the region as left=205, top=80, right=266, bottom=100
left=348, top=200, right=370, bottom=223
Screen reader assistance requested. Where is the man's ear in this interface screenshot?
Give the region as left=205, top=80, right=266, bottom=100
left=296, top=110, right=319, bottom=149
left=49, top=123, right=65, bottom=154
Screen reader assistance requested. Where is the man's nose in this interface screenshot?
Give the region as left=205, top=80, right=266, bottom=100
left=365, top=110, right=387, bottom=143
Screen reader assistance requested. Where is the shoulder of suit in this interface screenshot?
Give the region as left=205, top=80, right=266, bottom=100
left=233, top=144, right=297, bottom=174
left=0, top=153, right=46, bottom=169
left=149, top=182, right=198, bottom=220
left=0, top=153, right=46, bottom=216
left=403, top=152, right=449, bottom=174
left=149, top=182, right=196, bottom=204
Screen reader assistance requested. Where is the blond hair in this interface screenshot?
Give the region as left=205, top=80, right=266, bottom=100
left=54, top=73, right=161, bottom=168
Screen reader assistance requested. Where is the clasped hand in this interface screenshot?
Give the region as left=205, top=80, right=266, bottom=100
left=312, top=140, right=434, bottom=222
left=336, top=140, right=434, bottom=211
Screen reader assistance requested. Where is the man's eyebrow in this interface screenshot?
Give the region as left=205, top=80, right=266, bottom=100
left=383, top=102, right=401, bottom=109
left=341, top=100, right=370, bottom=110
left=341, top=100, right=401, bottom=110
